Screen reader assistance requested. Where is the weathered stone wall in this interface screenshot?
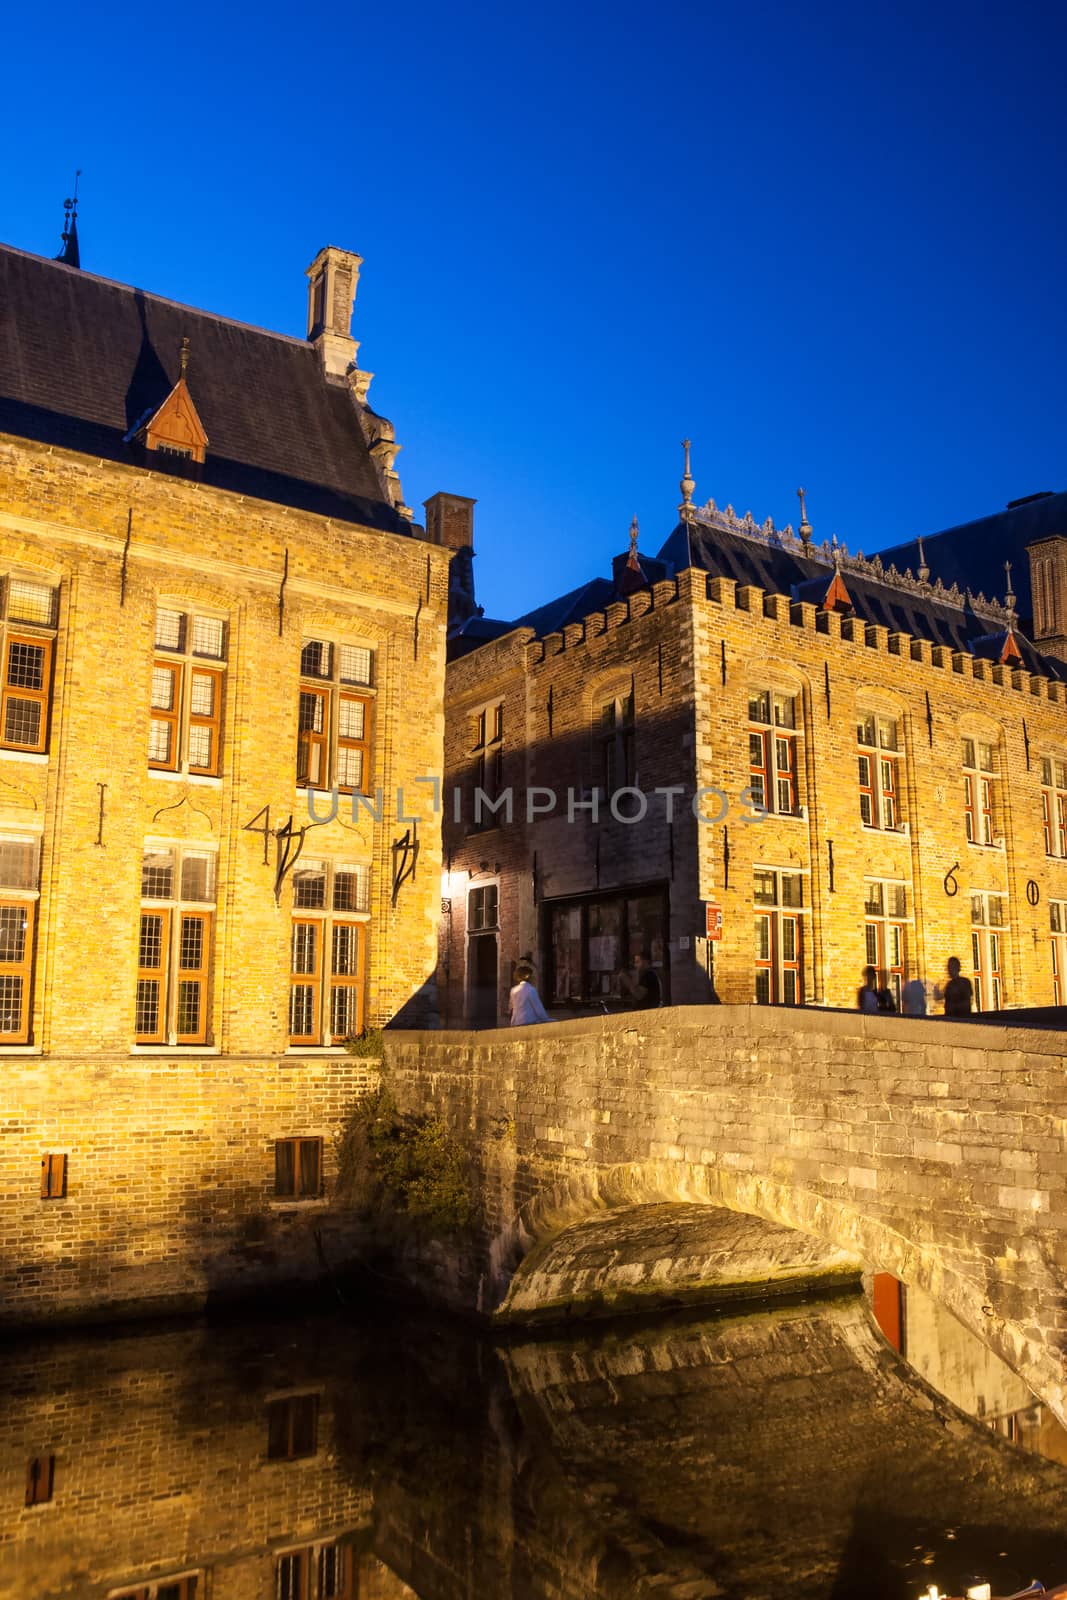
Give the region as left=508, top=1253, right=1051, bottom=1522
left=384, top=1004, right=1067, bottom=1423
left=0, top=1053, right=378, bottom=1324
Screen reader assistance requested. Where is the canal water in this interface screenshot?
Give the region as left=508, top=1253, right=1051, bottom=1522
left=3, top=1287, right=1067, bottom=1600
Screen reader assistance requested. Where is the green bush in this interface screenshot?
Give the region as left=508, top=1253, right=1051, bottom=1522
left=335, top=1086, right=475, bottom=1236
left=343, top=1028, right=385, bottom=1060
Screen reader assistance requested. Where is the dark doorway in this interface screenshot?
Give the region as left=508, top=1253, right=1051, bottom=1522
left=468, top=933, right=499, bottom=1025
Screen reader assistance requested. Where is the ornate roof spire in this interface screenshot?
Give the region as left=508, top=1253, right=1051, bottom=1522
left=628, top=514, right=640, bottom=559
left=55, top=170, right=82, bottom=269
left=916, top=534, right=930, bottom=584
left=1004, top=559, right=1017, bottom=623
left=179, top=336, right=190, bottom=379
left=796, top=486, right=813, bottom=546
left=679, top=438, right=695, bottom=518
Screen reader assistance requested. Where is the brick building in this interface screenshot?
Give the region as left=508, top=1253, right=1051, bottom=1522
left=0, top=231, right=451, bottom=1317
left=440, top=460, right=1067, bottom=1022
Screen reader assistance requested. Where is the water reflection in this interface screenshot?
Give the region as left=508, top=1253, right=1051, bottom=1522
left=2, top=1291, right=1066, bottom=1600
left=902, top=1282, right=1067, bottom=1468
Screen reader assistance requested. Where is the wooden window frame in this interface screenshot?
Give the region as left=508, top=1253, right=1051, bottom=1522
left=0, top=894, right=36, bottom=1043
left=858, top=713, right=902, bottom=831
left=106, top=1576, right=200, bottom=1600
left=963, top=740, right=997, bottom=846
left=1051, top=900, right=1067, bottom=1004
left=289, top=862, right=368, bottom=1046
left=40, top=1152, right=67, bottom=1199
left=136, top=848, right=216, bottom=1045
left=748, top=690, right=800, bottom=815
left=336, top=690, right=372, bottom=796
left=274, top=1536, right=353, bottom=1600
left=471, top=701, right=504, bottom=808
left=753, top=870, right=805, bottom=1006
left=274, top=1138, right=324, bottom=1199
left=2, top=631, right=54, bottom=754
left=598, top=690, right=635, bottom=793
left=754, top=908, right=803, bottom=1006
left=297, top=639, right=375, bottom=794
left=25, top=1454, right=55, bottom=1506
left=1041, top=756, right=1067, bottom=858
left=970, top=892, right=1006, bottom=1011
left=149, top=607, right=226, bottom=778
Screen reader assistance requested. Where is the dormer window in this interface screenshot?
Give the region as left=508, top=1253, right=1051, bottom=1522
left=136, top=340, right=209, bottom=464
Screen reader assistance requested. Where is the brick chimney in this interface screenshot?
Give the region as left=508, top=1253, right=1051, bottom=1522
left=1027, top=535, right=1067, bottom=662
left=425, top=492, right=479, bottom=636
left=305, top=245, right=362, bottom=380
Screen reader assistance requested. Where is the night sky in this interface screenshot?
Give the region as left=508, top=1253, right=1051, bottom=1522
left=2, top=0, right=1065, bottom=621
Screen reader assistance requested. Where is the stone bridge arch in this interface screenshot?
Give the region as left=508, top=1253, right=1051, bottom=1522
left=385, top=1004, right=1067, bottom=1425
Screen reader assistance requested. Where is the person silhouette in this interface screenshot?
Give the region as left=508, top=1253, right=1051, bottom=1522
left=941, top=956, right=973, bottom=1018
left=901, top=976, right=928, bottom=1016
left=857, top=965, right=880, bottom=1013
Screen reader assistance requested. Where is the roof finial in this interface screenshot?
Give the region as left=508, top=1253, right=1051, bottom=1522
left=629, top=514, right=639, bottom=557
left=180, top=336, right=190, bottom=379
left=55, top=169, right=82, bottom=269
left=1004, top=559, right=1016, bottom=620
left=679, top=438, right=695, bottom=517
left=796, top=486, right=813, bottom=546
left=917, top=533, right=929, bottom=584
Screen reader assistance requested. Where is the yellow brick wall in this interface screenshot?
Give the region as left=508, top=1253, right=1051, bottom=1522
left=691, top=570, right=1067, bottom=1009
left=443, top=564, right=1067, bottom=1014
left=0, top=433, right=451, bottom=1053
left=0, top=1054, right=380, bottom=1323
left=0, top=1315, right=383, bottom=1599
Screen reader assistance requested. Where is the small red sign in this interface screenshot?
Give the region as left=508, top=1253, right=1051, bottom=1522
left=705, top=903, right=723, bottom=941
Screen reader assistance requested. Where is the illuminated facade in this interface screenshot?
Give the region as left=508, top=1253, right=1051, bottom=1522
left=0, top=237, right=450, bottom=1053
left=441, top=473, right=1067, bottom=1020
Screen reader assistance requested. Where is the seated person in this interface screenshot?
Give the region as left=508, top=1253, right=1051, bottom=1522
left=617, top=949, right=662, bottom=1009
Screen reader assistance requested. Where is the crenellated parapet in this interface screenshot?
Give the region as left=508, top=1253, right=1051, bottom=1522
left=689, top=499, right=1015, bottom=626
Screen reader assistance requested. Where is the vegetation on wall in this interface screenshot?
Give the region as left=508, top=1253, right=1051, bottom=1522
left=335, top=1082, right=476, bottom=1237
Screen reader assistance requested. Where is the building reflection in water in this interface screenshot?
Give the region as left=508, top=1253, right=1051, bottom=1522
left=2, top=1291, right=1067, bottom=1600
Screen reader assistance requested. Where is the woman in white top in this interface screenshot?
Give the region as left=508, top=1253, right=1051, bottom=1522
left=509, top=960, right=550, bottom=1026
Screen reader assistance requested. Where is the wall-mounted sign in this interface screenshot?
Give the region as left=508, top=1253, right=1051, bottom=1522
left=705, top=902, right=723, bottom=942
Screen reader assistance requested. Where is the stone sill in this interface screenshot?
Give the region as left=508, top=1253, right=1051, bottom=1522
left=0, top=748, right=47, bottom=765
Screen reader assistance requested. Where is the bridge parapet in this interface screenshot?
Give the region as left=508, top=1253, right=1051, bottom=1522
left=384, top=1004, right=1067, bottom=1424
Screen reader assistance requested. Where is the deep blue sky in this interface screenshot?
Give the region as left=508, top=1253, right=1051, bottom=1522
left=3, top=0, right=1065, bottom=620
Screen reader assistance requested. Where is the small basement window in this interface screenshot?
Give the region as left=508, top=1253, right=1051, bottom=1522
left=25, top=1455, right=54, bottom=1506
left=40, top=1153, right=67, bottom=1199
left=267, top=1393, right=319, bottom=1460
left=274, top=1137, right=322, bottom=1198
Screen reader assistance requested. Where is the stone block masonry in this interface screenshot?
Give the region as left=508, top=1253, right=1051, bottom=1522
left=0, top=1053, right=379, bottom=1325
left=384, top=1003, right=1067, bottom=1427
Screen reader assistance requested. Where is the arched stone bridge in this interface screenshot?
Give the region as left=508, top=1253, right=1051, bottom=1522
left=384, top=1005, right=1067, bottom=1425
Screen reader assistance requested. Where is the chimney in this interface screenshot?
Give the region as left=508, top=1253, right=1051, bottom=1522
left=425, top=493, right=479, bottom=636
left=305, top=245, right=362, bottom=380
left=1027, top=535, right=1067, bottom=662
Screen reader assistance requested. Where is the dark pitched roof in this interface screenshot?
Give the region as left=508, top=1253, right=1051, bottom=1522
left=0, top=243, right=407, bottom=533
left=658, top=520, right=826, bottom=593
left=879, top=491, right=1067, bottom=633
left=511, top=577, right=619, bottom=638
left=658, top=514, right=1067, bottom=679
left=447, top=615, right=517, bottom=660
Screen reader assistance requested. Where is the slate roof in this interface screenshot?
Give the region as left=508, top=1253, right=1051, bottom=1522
left=656, top=513, right=1067, bottom=679
left=0, top=243, right=407, bottom=533
left=879, top=491, right=1067, bottom=635
left=512, top=578, right=619, bottom=638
